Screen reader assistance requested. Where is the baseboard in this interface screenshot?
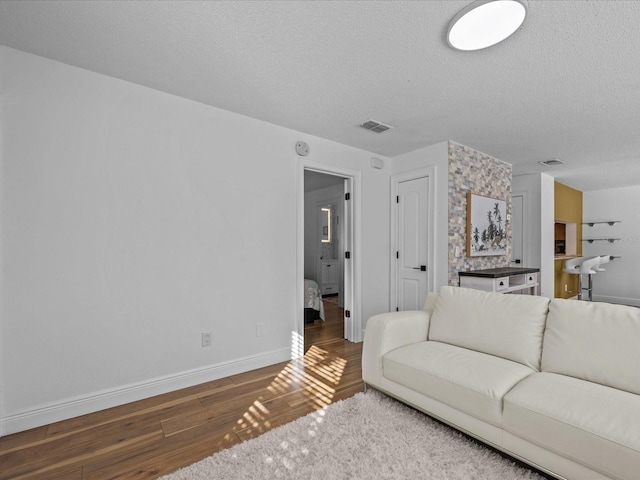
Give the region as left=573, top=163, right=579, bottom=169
left=1, top=347, right=291, bottom=436
left=592, top=294, right=640, bottom=307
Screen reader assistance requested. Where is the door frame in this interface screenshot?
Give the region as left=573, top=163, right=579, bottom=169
left=297, top=160, right=362, bottom=351
left=512, top=190, right=529, bottom=267
left=390, top=167, right=435, bottom=310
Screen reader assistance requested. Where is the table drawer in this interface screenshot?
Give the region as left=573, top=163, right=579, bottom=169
left=495, top=277, right=509, bottom=291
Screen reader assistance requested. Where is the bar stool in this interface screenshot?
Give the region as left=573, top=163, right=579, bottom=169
left=595, top=254, right=612, bottom=272
left=564, top=256, right=601, bottom=301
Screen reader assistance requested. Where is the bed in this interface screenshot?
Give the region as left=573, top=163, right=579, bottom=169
left=304, top=278, right=325, bottom=323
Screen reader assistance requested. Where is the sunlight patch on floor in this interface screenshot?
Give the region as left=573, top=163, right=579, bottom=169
left=220, top=341, right=347, bottom=447
left=290, top=330, right=304, bottom=359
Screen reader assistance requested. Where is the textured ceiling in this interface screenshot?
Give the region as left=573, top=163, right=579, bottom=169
left=1, top=0, right=640, bottom=192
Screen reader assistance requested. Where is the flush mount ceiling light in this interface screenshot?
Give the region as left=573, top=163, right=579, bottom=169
left=447, top=0, right=527, bottom=51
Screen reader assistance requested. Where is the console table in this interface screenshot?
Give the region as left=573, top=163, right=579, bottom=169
left=459, top=267, right=540, bottom=295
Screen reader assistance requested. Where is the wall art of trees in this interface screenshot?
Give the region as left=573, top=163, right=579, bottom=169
left=468, top=194, right=507, bottom=257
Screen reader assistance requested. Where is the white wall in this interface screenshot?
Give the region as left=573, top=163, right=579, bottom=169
left=358, top=157, right=393, bottom=320
left=0, top=47, right=390, bottom=434
left=390, top=141, right=450, bottom=290
left=0, top=47, right=4, bottom=434
left=512, top=173, right=555, bottom=298
left=540, top=173, right=555, bottom=298
left=583, top=185, right=640, bottom=306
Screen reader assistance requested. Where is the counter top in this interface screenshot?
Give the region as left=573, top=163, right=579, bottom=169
left=458, top=267, right=540, bottom=278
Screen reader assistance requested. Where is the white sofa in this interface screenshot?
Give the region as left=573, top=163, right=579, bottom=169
left=362, top=286, right=640, bottom=480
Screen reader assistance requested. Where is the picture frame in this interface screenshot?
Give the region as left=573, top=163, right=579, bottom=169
left=466, top=193, right=507, bottom=257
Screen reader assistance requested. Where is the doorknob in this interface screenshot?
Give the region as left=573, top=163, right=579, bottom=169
left=413, top=265, right=427, bottom=271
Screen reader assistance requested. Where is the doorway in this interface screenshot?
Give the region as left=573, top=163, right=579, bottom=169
left=303, top=171, right=346, bottom=350
left=297, top=162, right=360, bottom=355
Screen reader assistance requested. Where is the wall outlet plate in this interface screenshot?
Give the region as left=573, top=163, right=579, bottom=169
left=201, top=332, right=212, bottom=347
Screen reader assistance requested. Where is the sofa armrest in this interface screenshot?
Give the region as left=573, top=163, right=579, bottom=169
left=362, top=310, right=430, bottom=387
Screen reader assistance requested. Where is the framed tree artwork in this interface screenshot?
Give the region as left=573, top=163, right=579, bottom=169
left=466, top=193, right=507, bottom=257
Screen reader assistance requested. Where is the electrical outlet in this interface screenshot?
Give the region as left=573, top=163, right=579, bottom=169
left=256, top=323, right=265, bottom=337
left=564, top=284, right=568, bottom=292
left=201, top=332, right=212, bottom=347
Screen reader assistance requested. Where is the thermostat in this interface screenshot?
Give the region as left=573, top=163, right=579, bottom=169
left=295, top=141, right=309, bottom=156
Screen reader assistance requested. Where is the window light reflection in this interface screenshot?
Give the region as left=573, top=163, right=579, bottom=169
left=216, top=341, right=347, bottom=451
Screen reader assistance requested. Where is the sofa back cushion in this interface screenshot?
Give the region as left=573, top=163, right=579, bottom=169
left=422, top=291, right=439, bottom=315
left=429, top=286, right=550, bottom=370
left=542, top=299, right=640, bottom=395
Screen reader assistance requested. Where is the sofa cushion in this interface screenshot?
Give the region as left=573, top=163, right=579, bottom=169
left=503, top=372, right=640, bottom=480
left=422, top=291, right=438, bottom=314
left=543, top=298, right=640, bottom=395
left=428, top=286, right=550, bottom=370
left=383, top=341, right=535, bottom=427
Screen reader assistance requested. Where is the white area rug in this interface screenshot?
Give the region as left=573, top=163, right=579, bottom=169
left=161, top=391, right=545, bottom=480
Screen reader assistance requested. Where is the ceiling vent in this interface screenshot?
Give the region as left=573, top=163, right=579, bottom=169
left=361, top=119, right=393, bottom=133
left=538, top=158, right=565, bottom=167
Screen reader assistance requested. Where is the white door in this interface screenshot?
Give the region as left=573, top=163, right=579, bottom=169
left=396, top=176, right=429, bottom=311
left=511, top=194, right=524, bottom=265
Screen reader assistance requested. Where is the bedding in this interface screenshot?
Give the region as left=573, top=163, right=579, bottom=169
left=304, top=278, right=325, bottom=321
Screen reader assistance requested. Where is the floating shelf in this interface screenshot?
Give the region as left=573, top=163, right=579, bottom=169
left=582, top=238, right=621, bottom=243
left=582, top=221, right=621, bottom=227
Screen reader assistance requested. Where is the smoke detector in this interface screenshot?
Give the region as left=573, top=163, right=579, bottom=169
left=361, top=119, right=393, bottom=133
left=539, top=158, right=565, bottom=167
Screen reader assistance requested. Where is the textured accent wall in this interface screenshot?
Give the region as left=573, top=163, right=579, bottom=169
left=448, top=141, right=512, bottom=285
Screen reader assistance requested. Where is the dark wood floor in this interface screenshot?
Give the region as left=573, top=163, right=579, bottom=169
left=0, top=301, right=363, bottom=479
